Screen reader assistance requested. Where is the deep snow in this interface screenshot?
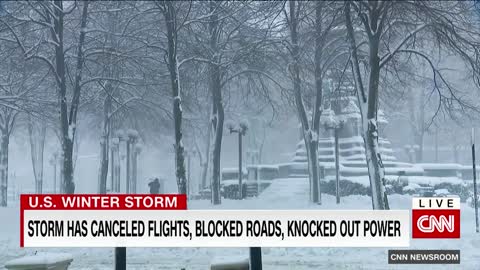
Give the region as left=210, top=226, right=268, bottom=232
left=1, top=178, right=479, bottom=269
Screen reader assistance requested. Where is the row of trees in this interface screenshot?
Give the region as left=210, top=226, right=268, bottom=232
left=0, top=1, right=478, bottom=209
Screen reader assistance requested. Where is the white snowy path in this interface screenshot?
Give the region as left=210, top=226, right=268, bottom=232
left=1, top=178, right=479, bottom=269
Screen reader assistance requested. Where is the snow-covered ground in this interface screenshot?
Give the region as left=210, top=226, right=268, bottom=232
left=1, top=178, right=479, bottom=269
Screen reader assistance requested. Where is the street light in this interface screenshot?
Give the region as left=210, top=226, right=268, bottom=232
left=226, top=119, right=248, bottom=200
left=113, top=129, right=126, bottom=270
left=226, top=119, right=261, bottom=270
left=111, top=138, right=120, bottom=192
left=321, top=108, right=344, bottom=204
left=126, top=129, right=139, bottom=194
left=114, top=129, right=127, bottom=193
left=132, top=142, right=142, bottom=194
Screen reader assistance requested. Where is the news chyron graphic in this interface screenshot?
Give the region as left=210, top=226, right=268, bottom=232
left=412, top=197, right=460, bottom=239
left=386, top=197, right=462, bottom=265
left=20, top=194, right=410, bottom=248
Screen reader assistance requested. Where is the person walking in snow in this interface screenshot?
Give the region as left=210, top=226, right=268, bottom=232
left=148, top=178, right=160, bottom=194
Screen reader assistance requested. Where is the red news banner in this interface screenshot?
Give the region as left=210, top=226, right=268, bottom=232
left=21, top=194, right=410, bottom=248
left=20, top=194, right=186, bottom=247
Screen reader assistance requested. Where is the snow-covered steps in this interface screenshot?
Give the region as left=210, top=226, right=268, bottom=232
left=259, top=178, right=309, bottom=202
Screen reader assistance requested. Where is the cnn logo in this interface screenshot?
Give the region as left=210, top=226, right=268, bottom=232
left=412, top=198, right=460, bottom=239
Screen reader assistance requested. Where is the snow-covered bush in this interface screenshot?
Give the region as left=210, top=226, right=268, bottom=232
left=385, top=177, right=408, bottom=194
left=403, top=183, right=421, bottom=195
left=222, top=183, right=247, bottom=199
left=433, top=182, right=469, bottom=202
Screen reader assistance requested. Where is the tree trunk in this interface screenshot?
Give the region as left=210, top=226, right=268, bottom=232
left=162, top=2, right=187, bottom=195
left=288, top=1, right=320, bottom=203
left=0, top=131, right=8, bottom=207
left=55, top=0, right=89, bottom=194
left=310, top=1, right=326, bottom=204
left=209, top=2, right=223, bottom=205
left=364, top=121, right=389, bottom=209
left=200, top=119, right=212, bottom=190
left=98, top=95, right=111, bottom=194
left=61, top=140, right=75, bottom=194
left=414, top=134, right=424, bottom=163
left=28, top=118, right=46, bottom=194
left=115, top=145, right=121, bottom=192
left=306, top=139, right=320, bottom=203
left=362, top=29, right=389, bottom=210
left=408, top=87, right=424, bottom=163
left=345, top=2, right=388, bottom=210
left=365, top=24, right=389, bottom=210
left=210, top=64, right=224, bottom=205
left=52, top=0, right=74, bottom=194
left=98, top=133, right=109, bottom=194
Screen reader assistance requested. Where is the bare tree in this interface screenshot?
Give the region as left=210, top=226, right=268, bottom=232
left=1, top=1, right=91, bottom=194
left=345, top=1, right=480, bottom=209
left=156, top=1, right=188, bottom=195
left=283, top=1, right=344, bottom=203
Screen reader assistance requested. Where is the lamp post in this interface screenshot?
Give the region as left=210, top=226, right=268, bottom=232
left=471, top=128, right=479, bottom=233
left=115, top=129, right=126, bottom=193
left=226, top=120, right=248, bottom=200
left=227, top=119, right=261, bottom=270
left=126, top=129, right=139, bottom=194
left=132, top=142, right=142, bottom=194
left=113, top=130, right=126, bottom=270
left=111, top=138, right=119, bottom=192
left=321, top=109, right=344, bottom=204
